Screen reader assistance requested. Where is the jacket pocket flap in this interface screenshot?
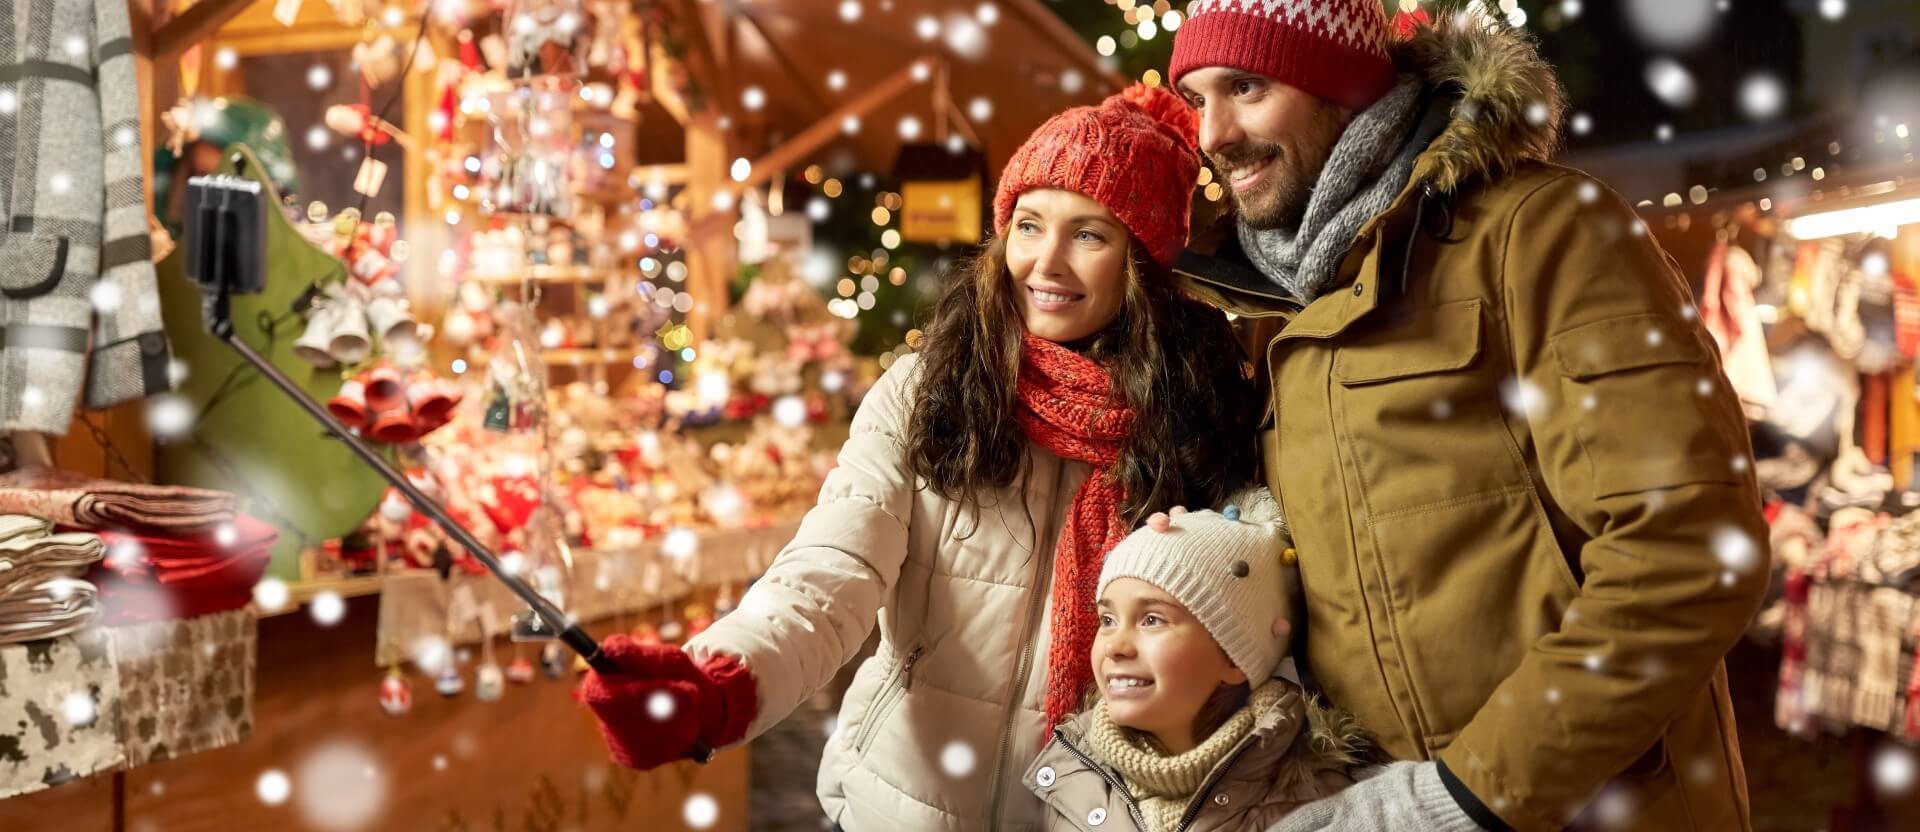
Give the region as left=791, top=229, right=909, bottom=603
left=1553, top=313, right=1709, bottom=380
left=0, top=234, right=67, bottom=300
left=1333, top=299, right=1482, bottom=385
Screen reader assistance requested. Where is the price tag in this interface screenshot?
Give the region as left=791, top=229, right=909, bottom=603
left=272, top=0, right=302, bottom=27
left=354, top=156, right=389, bottom=197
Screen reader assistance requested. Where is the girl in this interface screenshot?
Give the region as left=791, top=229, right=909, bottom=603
left=1025, top=491, right=1366, bottom=831
left=579, top=85, right=1263, bottom=830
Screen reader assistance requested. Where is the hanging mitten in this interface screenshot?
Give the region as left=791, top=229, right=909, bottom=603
left=577, top=635, right=757, bottom=770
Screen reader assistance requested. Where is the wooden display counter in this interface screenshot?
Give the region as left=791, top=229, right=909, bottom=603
left=0, top=593, right=747, bottom=831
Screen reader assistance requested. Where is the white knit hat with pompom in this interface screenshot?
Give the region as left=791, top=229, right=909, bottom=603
left=1097, top=487, right=1297, bottom=684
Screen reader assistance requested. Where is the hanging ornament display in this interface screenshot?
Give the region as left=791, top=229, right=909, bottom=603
left=475, top=662, right=506, bottom=701
left=506, top=654, right=537, bottom=684
left=379, top=666, right=413, bottom=716
left=435, top=663, right=466, bottom=697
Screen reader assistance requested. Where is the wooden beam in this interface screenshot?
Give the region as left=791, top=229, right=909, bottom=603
left=727, top=58, right=932, bottom=194
left=1001, top=0, right=1128, bottom=93
left=660, top=0, right=736, bottom=123
left=630, top=163, right=689, bottom=186
left=152, top=0, right=259, bottom=64
left=736, top=10, right=832, bottom=120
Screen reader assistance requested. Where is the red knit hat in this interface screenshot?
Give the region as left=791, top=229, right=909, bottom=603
left=993, top=84, right=1200, bottom=267
left=1170, top=0, right=1395, bottom=112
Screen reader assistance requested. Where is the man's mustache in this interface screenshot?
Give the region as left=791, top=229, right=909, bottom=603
left=1205, top=143, right=1284, bottom=178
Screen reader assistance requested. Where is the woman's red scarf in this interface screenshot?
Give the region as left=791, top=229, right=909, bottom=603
left=1015, top=333, right=1135, bottom=737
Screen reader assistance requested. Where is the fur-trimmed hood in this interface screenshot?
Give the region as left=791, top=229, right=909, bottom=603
left=1395, top=13, right=1566, bottom=194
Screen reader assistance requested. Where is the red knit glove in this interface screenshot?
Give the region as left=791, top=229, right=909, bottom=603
left=577, top=635, right=758, bottom=770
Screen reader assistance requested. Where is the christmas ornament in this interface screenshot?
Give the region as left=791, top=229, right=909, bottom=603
left=379, top=667, right=413, bottom=716
left=506, top=656, right=536, bottom=684
left=475, top=663, right=505, bottom=701
left=436, top=664, right=465, bottom=696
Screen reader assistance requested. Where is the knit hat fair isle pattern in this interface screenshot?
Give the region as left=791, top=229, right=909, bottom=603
left=1097, top=487, right=1296, bottom=685
left=1170, top=0, right=1396, bottom=112
left=993, top=84, right=1202, bottom=267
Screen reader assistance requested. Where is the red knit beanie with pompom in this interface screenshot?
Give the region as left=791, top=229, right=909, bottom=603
left=992, top=84, right=1201, bottom=267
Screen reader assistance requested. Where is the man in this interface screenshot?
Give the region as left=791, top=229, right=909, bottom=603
left=1168, top=4, right=1768, bottom=831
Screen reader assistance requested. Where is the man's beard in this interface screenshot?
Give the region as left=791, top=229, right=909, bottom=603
left=1213, top=141, right=1310, bottom=232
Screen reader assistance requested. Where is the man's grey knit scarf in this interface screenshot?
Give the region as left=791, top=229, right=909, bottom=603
left=1238, top=76, right=1427, bottom=302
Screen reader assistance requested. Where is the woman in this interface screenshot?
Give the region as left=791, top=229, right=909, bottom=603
left=580, top=85, right=1262, bottom=830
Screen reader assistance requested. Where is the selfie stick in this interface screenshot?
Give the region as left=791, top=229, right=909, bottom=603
left=184, top=170, right=614, bottom=677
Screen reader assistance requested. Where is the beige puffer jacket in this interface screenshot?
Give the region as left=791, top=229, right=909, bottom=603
left=688, top=352, right=1089, bottom=830
left=1024, top=683, right=1363, bottom=832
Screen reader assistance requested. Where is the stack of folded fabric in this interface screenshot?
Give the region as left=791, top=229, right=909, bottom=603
left=0, top=515, right=105, bottom=644
left=86, top=514, right=277, bottom=626
left=0, top=469, right=235, bottom=534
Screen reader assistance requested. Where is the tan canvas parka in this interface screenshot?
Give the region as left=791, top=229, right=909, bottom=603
left=1172, top=19, right=1769, bottom=832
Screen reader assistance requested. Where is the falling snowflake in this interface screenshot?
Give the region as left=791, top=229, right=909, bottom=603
left=0, top=90, right=15, bottom=114
left=296, top=741, right=387, bottom=831
left=147, top=394, right=196, bottom=440
left=899, top=116, right=923, bottom=141
left=915, top=15, right=940, bottom=40
left=1581, top=394, right=1598, bottom=412
left=1584, top=654, right=1605, bottom=672
left=823, top=716, right=839, bottom=739
left=1429, top=399, right=1453, bottom=420
left=664, top=528, right=700, bottom=560
left=1688, top=756, right=1717, bottom=784
left=1060, top=70, right=1084, bottom=95
left=306, top=65, right=331, bottom=91
left=167, top=357, right=191, bottom=386
left=1586, top=784, right=1638, bottom=830
left=647, top=690, right=677, bottom=721
left=940, top=741, right=977, bottom=777
left=432, top=755, right=448, bottom=772
left=62, top=691, right=96, bottom=727
left=1819, top=0, right=1846, bottom=21
left=943, top=13, right=987, bottom=60
left=310, top=591, right=346, bottom=627
left=256, top=769, right=292, bottom=806
left=1739, top=73, right=1786, bottom=121
left=411, top=634, right=452, bottom=674
left=1624, top=0, right=1717, bottom=51
left=1500, top=378, right=1548, bottom=422
left=684, top=793, right=720, bottom=829
left=1731, top=455, right=1750, bottom=474
left=1874, top=745, right=1915, bottom=796
left=1545, top=687, right=1562, bottom=705
left=252, top=578, right=290, bottom=613
left=1711, top=526, right=1760, bottom=574
left=1574, top=181, right=1601, bottom=205
left=1644, top=58, right=1698, bottom=108
left=1525, top=101, right=1550, bottom=126
left=841, top=115, right=861, bottom=135
left=1695, top=378, right=1714, bottom=397
left=1655, top=124, right=1674, bottom=142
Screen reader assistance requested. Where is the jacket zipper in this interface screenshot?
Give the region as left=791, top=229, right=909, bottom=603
left=851, top=644, right=922, bottom=753
left=1050, top=732, right=1151, bottom=830
left=1173, top=741, right=1257, bottom=832
left=985, top=461, right=1068, bottom=828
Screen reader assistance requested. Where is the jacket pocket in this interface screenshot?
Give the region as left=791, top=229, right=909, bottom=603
left=0, top=235, right=69, bottom=299
left=1551, top=313, right=1743, bottom=499
left=1332, top=300, right=1525, bottom=516
left=851, top=642, right=922, bottom=756
left=1333, top=299, right=1483, bottom=384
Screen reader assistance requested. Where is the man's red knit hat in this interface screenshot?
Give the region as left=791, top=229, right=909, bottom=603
left=992, top=84, right=1200, bottom=267
left=1170, top=0, right=1396, bottom=112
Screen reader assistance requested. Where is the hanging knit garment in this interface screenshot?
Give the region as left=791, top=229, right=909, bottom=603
left=1015, top=334, right=1135, bottom=736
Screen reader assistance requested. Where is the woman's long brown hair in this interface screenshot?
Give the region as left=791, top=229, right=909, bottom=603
left=903, top=233, right=1261, bottom=526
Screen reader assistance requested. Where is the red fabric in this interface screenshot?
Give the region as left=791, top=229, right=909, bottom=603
left=1894, top=270, right=1920, bottom=360
left=577, top=635, right=758, bottom=770
left=84, top=514, right=277, bottom=625
left=1864, top=372, right=1891, bottom=465
left=1169, top=2, right=1395, bottom=112
left=993, top=85, right=1200, bottom=267
left=1014, top=334, right=1136, bottom=738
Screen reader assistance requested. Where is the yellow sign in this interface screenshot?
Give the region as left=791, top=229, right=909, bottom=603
left=900, top=179, right=983, bottom=245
